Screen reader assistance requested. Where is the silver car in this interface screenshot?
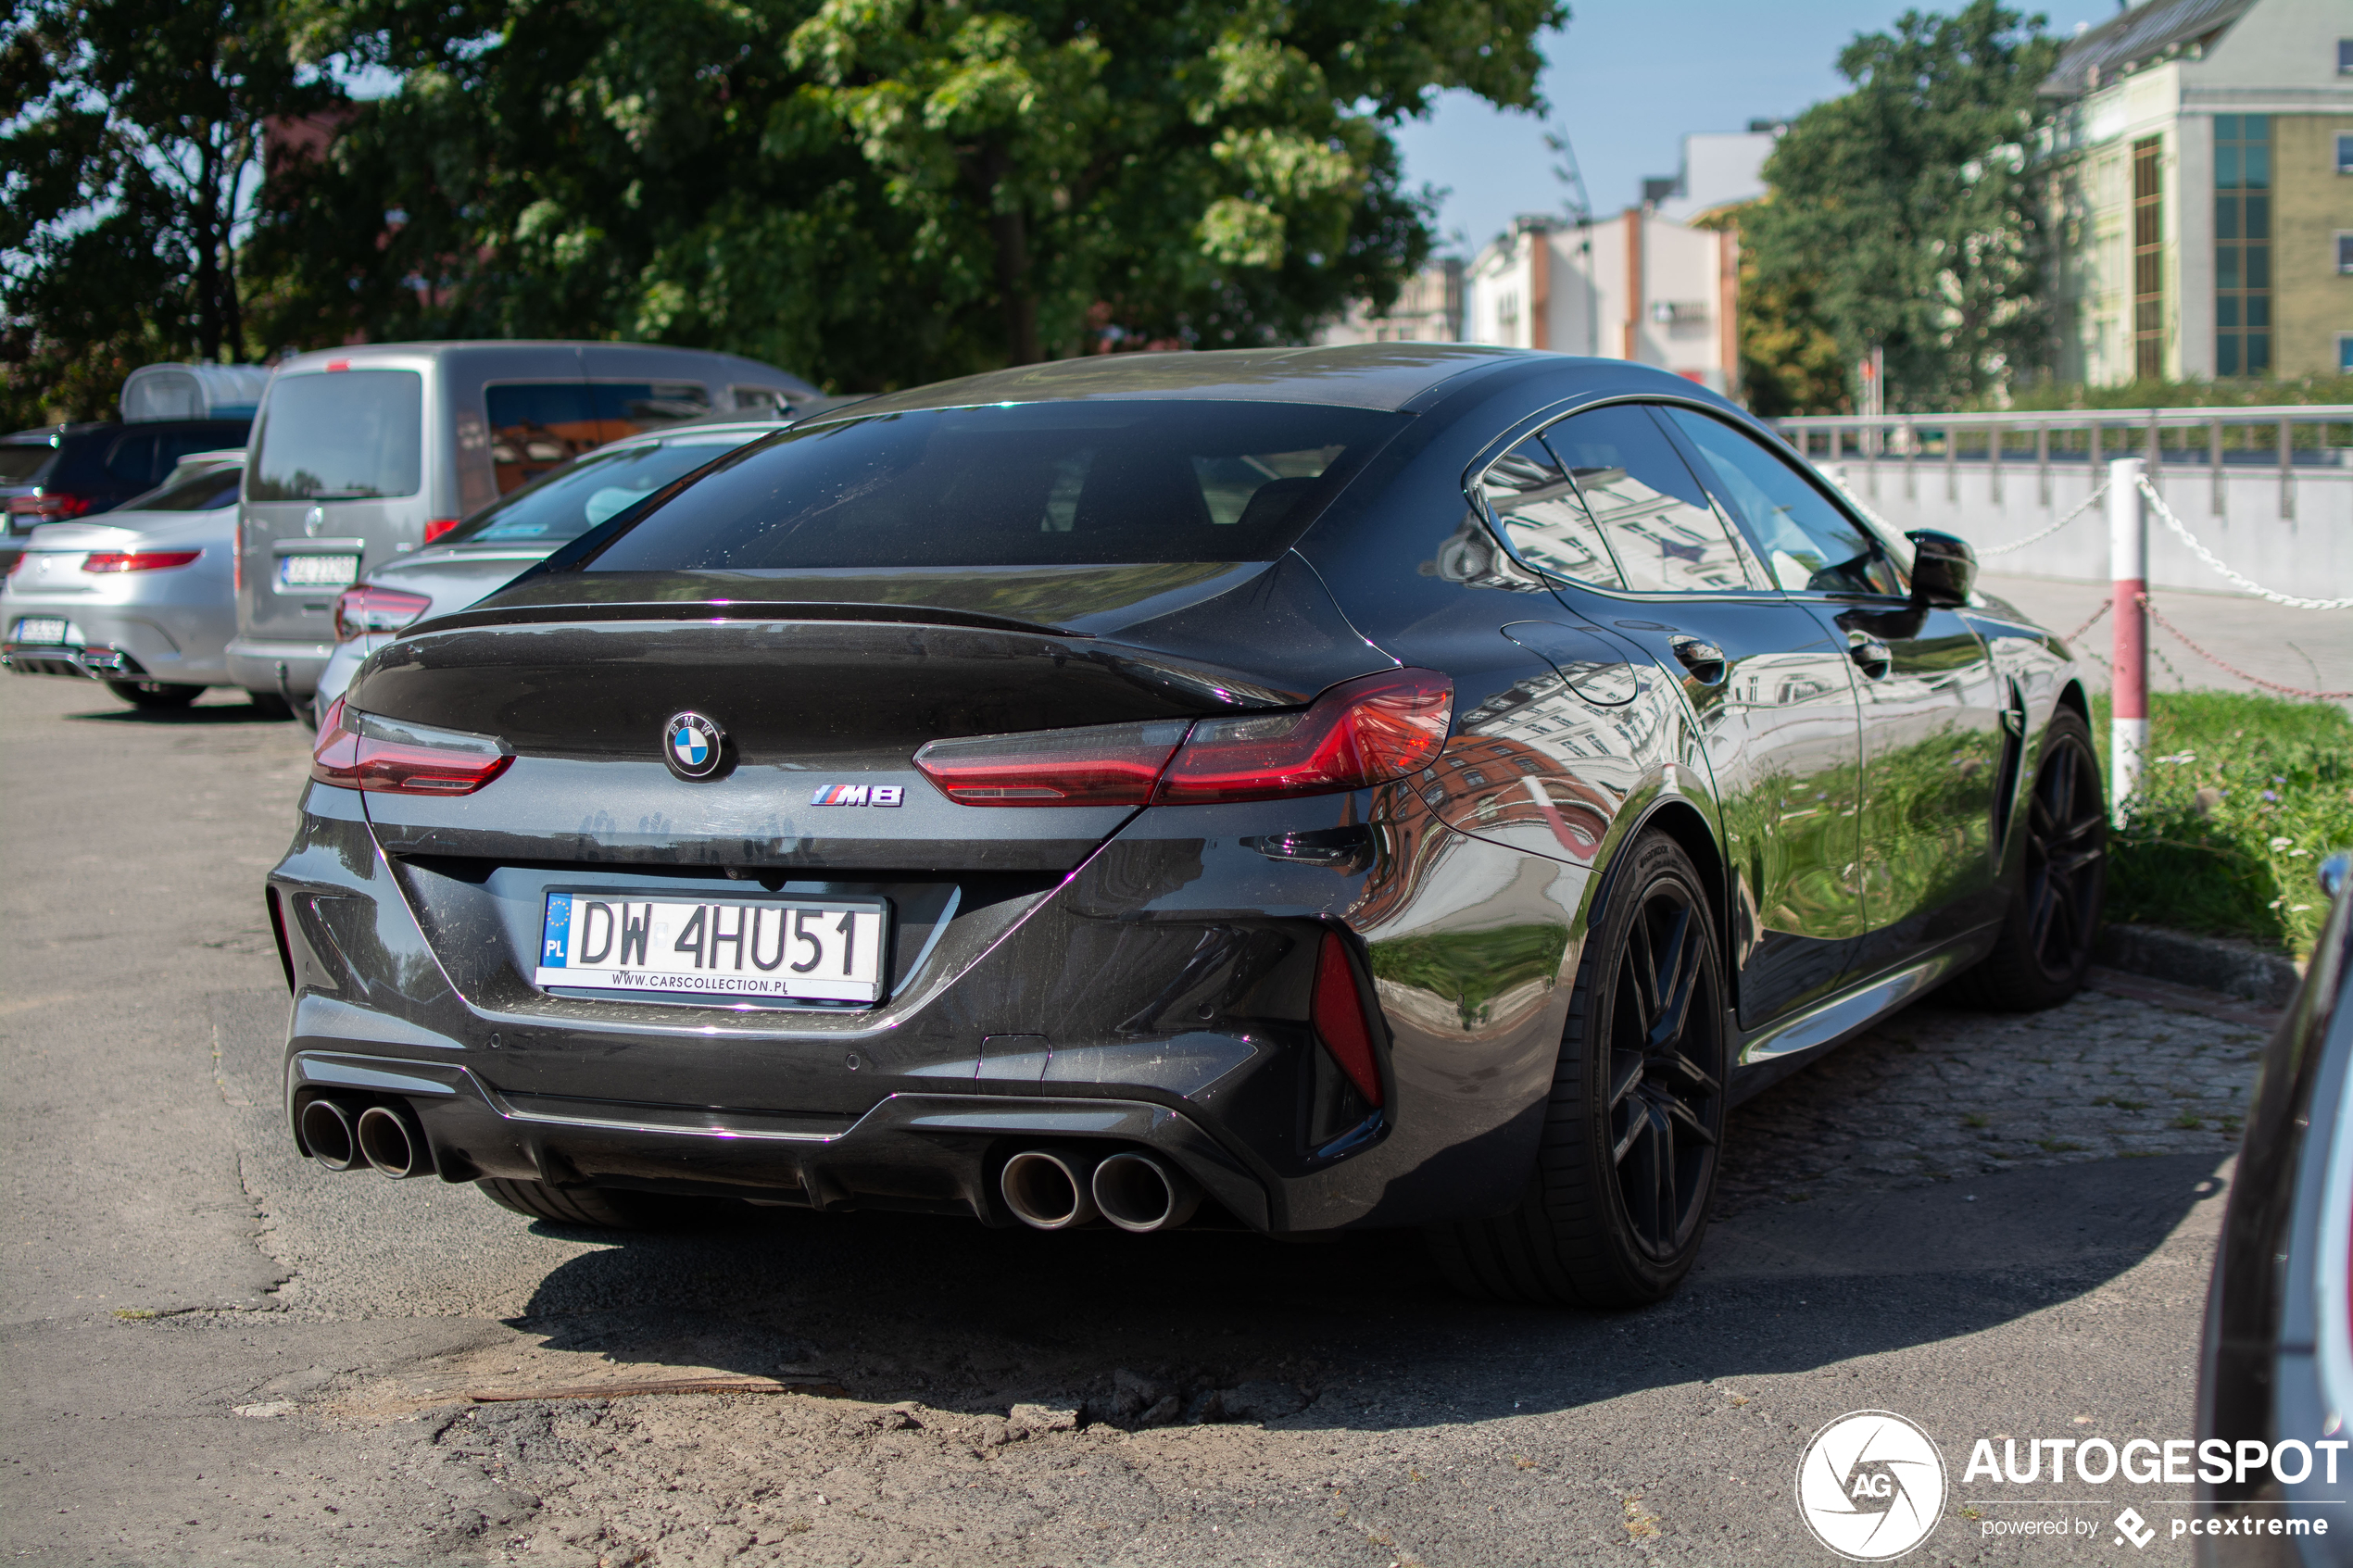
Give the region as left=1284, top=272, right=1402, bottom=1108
left=0, top=451, right=254, bottom=709
left=313, top=412, right=805, bottom=710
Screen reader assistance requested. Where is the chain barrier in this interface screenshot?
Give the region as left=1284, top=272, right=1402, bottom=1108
left=2139, top=594, right=2353, bottom=700
left=2136, top=476, right=2353, bottom=610
left=1973, top=481, right=2109, bottom=558
left=2061, top=597, right=2110, bottom=646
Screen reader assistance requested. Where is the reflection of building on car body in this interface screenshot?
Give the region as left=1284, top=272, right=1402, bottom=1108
left=228, top=341, right=816, bottom=715
left=272, top=345, right=2109, bottom=1311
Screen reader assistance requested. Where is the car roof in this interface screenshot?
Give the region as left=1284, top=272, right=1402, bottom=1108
left=817, top=343, right=1526, bottom=420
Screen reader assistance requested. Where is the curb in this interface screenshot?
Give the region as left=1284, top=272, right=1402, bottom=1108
left=2095, top=922, right=2303, bottom=1010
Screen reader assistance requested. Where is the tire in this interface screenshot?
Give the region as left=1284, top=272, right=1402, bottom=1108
left=475, top=1177, right=729, bottom=1232
left=105, top=680, right=204, bottom=709
left=1944, top=708, right=2107, bottom=1012
left=244, top=691, right=296, bottom=721
left=1427, top=830, right=1730, bottom=1308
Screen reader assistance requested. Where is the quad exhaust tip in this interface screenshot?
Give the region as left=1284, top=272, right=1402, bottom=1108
left=355, top=1105, right=429, bottom=1179
left=299, top=1098, right=361, bottom=1172
left=1091, top=1151, right=1202, bottom=1234
left=999, top=1148, right=1101, bottom=1230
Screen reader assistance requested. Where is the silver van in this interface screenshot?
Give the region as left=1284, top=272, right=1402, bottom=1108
left=226, top=341, right=815, bottom=708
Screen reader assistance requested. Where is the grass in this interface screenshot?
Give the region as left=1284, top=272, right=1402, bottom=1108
left=2090, top=690, right=2353, bottom=959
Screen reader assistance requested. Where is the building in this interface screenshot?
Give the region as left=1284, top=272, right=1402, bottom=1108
left=1462, top=212, right=1741, bottom=395
left=1641, top=123, right=1783, bottom=224
left=2039, top=0, right=2353, bottom=383
left=1315, top=258, right=1465, bottom=345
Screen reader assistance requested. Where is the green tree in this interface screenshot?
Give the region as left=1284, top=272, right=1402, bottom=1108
left=1, top=0, right=333, bottom=422
left=258, top=0, right=1564, bottom=392
left=1741, top=1, right=2057, bottom=412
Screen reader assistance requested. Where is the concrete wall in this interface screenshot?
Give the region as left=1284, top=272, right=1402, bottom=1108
left=1820, top=458, right=2353, bottom=597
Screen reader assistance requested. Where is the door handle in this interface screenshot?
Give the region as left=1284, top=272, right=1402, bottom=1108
left=1848, top=640, right=1893, bottom=679
left=1669, top=636, right=1727, bottom=684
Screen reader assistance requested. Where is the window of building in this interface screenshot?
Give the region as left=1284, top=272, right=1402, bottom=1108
left=2341, top=234, right=2353, bottom=275
left=2338, top=132, right=2353, bottom=175
left=2340, top=335, right=2353, bottom=373
left=2340, top=39, right=2353, bottom=74
left=2214, top=115, right=2271, bottom=378
left=2132, top=136, right=2165, bottom=381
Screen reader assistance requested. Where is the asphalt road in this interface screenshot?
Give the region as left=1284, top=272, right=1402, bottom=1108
left=0, top=673, right=2259, bottom=1567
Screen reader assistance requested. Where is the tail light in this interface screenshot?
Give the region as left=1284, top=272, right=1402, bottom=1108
left=1151, top=668, right=1452, bottom=805
left=422, top=518, right=459, bottom=545
left=5, top=555, right=23, bottom=578
left=8, top=492, right=93, bottom=523
left=310, top=696, right=513, bottom=795
left=233, top=511, right=244, bottom=596
left=82, top=550, right=202, bottom=573
left=333, top=584, right=433, bottom=642
left=912, top=670, right=1453, bottom=809
left=913, top=719, right=1189, bottom=804
left=1312, top=931, right=1384, bottom=1107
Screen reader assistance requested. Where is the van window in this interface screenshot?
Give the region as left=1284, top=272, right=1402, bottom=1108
left=248, top=370, right=423, bottom=501
left=484, top=383, right=713, bottom=494
left=584, top=401, right=1403, bottom=572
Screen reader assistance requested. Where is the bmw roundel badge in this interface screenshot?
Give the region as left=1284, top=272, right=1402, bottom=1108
left=661, top=711, right=727, bottom=780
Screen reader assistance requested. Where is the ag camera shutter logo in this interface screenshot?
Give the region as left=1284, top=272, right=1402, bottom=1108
left=1795, top=1411, right=1947, bottom=1561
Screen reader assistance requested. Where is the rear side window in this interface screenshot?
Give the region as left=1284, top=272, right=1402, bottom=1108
left=248, top=370, right=423, bottom=502
left=446, top=438, right=747, bottom=546
left=105, top=433, right=157, bottom=485
left=585, top=401, right=1405, bottom=572
left=1539, top=407, right=1753, bottom=595
left=485, top=382, right=713, bottom=495
left=0, top=445, right=54, bottom=484
left=1477, top=437, right=1620, bottom=588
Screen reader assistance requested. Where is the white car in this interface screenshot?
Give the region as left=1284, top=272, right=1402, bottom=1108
left=0, top=451, right=258, bottom=709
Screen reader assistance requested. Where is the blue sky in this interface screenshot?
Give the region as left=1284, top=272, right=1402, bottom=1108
left=1392, top=0, right=2124, bottom=257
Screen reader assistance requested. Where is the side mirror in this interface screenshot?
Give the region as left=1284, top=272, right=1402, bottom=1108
left=1906, top=529, right=1976, bottom=608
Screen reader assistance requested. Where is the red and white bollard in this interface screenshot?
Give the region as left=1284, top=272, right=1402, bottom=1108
left=2108, top=457, right=2147, bottom=814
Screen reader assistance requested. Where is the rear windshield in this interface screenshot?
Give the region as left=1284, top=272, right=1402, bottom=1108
left=444, top=436, right=749, bottom=546
left=584, top=401, right=1406, bottom=572
left=0, top=444, right=55, bottom=485
left=248, top=370, right=422, bottom=502
left=121, top=467, right=243, bottom=512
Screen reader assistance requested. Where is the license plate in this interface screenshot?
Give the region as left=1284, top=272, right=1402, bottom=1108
left=535, top=892, right=890, bottom=1003
left=279, top=554, right=359, bottom=589
left=12, top=617, right=69, bottom=645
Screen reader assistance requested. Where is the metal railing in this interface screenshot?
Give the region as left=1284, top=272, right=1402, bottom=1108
left=1771, top=405, right=2353, bottom=521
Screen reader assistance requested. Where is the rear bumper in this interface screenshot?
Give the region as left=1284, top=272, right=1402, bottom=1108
left=2, top=605, right=233, bottom=685
left=288, top=1047, right=1270, bottom=1227
left=228, top=636, right=333, bottom=697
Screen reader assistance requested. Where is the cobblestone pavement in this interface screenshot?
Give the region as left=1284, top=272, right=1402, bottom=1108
left=1718, top=983, right=2264, bottom=1217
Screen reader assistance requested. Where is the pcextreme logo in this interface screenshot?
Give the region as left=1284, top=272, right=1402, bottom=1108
left=1795, top=1411, right=1948, bottom=1562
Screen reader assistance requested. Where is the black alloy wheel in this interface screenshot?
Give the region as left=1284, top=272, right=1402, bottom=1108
left=1428, top=830, right=1729, bottom=1308
left=1605, top=869, right=1726, bottom=1262
left=1947, top=708, right=2107, bottom=1011
left=2022, top=722, right=2107, bottom=983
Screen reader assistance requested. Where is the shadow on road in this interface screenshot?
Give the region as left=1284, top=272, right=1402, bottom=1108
left=62, top=698, right=297, bottom=727
left=491, top=1148, right=2225, bottom=1429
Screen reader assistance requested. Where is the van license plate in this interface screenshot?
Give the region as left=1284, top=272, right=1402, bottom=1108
left=12, top=617, right=69, bottom=645
left=279, top=554, right=359, bottom=589
left=535, top=892, right=889, bottom=1004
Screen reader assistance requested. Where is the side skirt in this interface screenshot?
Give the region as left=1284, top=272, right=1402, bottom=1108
left=1726, top=924, right=2002, bottom=1107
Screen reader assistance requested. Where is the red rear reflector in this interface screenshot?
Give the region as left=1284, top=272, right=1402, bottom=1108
left=325, top=359, right=349, bottom=371
left=1312, top=932, right=1383, bottom=1107
left=1152, top=668, right=1452, bottom=805
left=333, top=583, right=433, bottom=641
left=310, top=696, right=512, bottom=796
left=422, top=518, right=459, bottom=545
left=913, top=720, right=1189, bottom=806
left=82, top=549, right=202, bottom=573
